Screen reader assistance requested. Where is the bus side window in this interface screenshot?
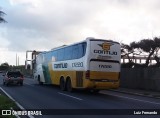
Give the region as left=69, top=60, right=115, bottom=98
left=78, top=43, right=87, bottom=58
left=51, top=51, right=57, bottom=61
left=64, top=46, right=72, bottom=60
left=82, top=42, right=87, bottom=56
left=57, top=49, right=64, bottom=61
left=78, top=44, right=83, bottom=58
left=72, top=45, right=79, bottom=59
left=78, top=43, right=85, bottom=58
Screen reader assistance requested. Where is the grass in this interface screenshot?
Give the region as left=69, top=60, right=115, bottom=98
left=0, top=95, right=17, bottom=118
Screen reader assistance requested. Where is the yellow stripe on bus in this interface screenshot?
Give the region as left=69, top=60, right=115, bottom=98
left=90, top=71, right=119, bottom=80
left=49, top=70, right=119, bottom=89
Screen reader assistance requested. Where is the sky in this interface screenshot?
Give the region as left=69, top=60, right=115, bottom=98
left=0, top=0, right=160, bottom=65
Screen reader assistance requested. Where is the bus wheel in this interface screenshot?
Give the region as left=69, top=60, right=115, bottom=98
left=66, top=79, right=73, bottom=92
left=38, top=76, right=43, bottom=85
left=3, top=80, right=5, bottom=85
left=60, top=77, right=66, bottom=91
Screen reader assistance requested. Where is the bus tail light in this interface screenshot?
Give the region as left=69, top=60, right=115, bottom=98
left=85, top=70, right=90, bottom=79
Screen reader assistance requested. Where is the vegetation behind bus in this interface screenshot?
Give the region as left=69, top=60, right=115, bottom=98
left=121, top=37, right=160, bottom=68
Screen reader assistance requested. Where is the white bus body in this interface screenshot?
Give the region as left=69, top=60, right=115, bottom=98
left=34, top=38, right=121, bottom=91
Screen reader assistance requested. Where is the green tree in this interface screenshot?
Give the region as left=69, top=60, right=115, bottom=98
left=133, top=37, right=160, bottom=67
left=0, top=62, right=9, bottom=71
left=121, top=37, right=160, bottom=68
left=121, top=43, right=134, bottom=68
left=0, top=10, right=6, bottom=23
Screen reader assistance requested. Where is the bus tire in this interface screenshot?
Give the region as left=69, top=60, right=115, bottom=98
left=66, top=78, right=73, bottom=92
left=3, top=80, right=5, bottom=85
left=60, top=77, right=66, bottom=91
left=6, top=82, right=9, bottom=86
left=38, top=75, right=43, bottom=85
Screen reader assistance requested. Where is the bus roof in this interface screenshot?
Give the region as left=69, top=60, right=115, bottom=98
left=37, top=37, right=120, bottom=55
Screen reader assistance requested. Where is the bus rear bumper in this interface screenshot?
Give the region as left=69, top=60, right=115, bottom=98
left=84, top=80, right=120, bottom=90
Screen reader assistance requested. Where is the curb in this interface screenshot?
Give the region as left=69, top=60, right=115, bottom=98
left=108, top=89, right=160, bottom=99
left=0, top=87, right=35, bottom=118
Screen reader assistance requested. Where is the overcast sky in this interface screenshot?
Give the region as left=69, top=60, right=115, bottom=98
left=0, top=0, right=160, bottom=65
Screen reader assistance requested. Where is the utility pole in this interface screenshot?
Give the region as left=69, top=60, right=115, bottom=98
left=18, top=56, right=19, bottom=66
left=16, top=53, right=19, bottom=66
left=16, top=53, right=17, bottom=66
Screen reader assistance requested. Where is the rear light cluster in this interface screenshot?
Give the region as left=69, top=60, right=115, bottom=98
left=85, top=70, right=90, bottom=79
left=6, top=75, right=24, bottom=80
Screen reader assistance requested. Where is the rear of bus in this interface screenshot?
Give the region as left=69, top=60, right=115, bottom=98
left=85, top=39, right=121, bottom=90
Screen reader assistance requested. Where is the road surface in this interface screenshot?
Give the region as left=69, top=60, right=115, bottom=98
left=0, top=74, right=160, bottom=118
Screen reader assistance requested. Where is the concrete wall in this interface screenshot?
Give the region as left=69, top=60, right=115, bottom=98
left=120, top=68, right=160, bottom=91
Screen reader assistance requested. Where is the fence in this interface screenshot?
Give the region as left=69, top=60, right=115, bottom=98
left=120, top=68, right=160, bottom=91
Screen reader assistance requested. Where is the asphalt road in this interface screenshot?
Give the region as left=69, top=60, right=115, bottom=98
left=0, top=74, right=160, bottom=118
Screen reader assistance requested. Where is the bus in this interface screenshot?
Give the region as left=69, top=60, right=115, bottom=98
left=33, top=37, right=121, bottom=92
